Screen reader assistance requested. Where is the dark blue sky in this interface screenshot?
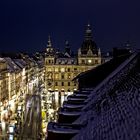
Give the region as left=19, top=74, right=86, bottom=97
left=0, top=0, right=140, bottom=53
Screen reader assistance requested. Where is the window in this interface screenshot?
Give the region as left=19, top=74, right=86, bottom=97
left=55, top=74, right=59, bottom=79
left=58, top=60, right=61, bottom=64
left=95, top=60, right=98, bottom=64
left=48, top=60, right=51, bottom=64
left=55, top=82, right=58, bottom=86
left=74, top=68, right=77, bottom=71
left=61, top=68, right=65, bottom=72
left=55, top=68, right=59, bottom=72
left=48, top=73, right=52, bottom=79
left=61, top=74, right=64, bottom=79
left=88, top=59, right=92, bottom=64
left=81, top=60, right=85, bottom=64
left=74, top=81, right=77, bottom=86
left=48, top=68, right=52, bottom=72
left=65, top=60, right=68, bottom=64
left=61, top=82, right=64, bottom=86
left=68, top=74, right=71, bottom=79
left=68, top=82, right=70, bottom=86
left=71, top=60, right=74, bottom=64
left=67, top=68, right=70, bottom=72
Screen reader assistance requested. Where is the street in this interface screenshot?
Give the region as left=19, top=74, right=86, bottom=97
left=19, top=94, right=42, bottom=140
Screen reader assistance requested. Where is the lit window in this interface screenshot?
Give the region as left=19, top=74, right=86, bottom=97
left=55, top=68, right=59, bottom=72
left=62, top=82, right=64, bottom=86
left=61, top=68, right=65, bottom=72
left=68, top=74, right=71, bottom=79
left=48, top=73, right=52, bottom=79
left=48, top=68, right=52, bottom=72
left=55, top=74, right=59, bottom=79
left=88, top=59, right=92, bottom=63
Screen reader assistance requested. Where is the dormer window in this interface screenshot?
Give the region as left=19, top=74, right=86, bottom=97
left=65, top=60, right=68, bottom=64
left=59, top=60, right=61, bottom=64
left=71, top=60, right=74, bottom=64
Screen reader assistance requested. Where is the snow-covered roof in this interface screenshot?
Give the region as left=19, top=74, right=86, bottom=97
left=4, top=57, right=21, bottom=72
left=13, top=59, right=27, bottom=69
left=0, top=57, right=6, bottom=62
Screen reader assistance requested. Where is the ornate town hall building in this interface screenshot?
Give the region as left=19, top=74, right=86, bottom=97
left=45, top=24, right=102, bottom=94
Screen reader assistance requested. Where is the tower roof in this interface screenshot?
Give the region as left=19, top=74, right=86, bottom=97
left=85, top=23, right=92, bottom=41
left=80, top=23, right=98, bottom=55
left=47, top=35, right=52, bottom=48
left=64, top=40, right=72, bottom=57
left=46, top=35, right=55, bottom=56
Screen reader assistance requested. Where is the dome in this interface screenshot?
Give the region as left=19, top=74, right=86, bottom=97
left=80, top=23, right=98, bottom=55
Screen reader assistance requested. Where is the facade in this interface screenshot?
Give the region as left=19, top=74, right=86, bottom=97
left=45, top=24, right=102, bottom=94
left=0, top=53, right=45, bottom=134
left=0, top=58, right=9, bottom=123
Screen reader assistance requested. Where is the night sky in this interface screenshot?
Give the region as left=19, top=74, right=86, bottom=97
left=0, top=0, right=140, bottom=53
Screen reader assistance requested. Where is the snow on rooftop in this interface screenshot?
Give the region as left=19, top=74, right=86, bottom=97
left=4, top=57, right=21, bottom=72
left=0, top=57, right=5, bottom=62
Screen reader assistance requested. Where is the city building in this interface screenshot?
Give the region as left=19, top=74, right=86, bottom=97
left=0, top=58, right=9, bottom=122
left=45, top=24, right=102, bottom=100
left=0, top=53, right=45, bottom=138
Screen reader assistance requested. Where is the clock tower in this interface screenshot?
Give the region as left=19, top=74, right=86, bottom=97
left=78, top=23, right=101, bottom=66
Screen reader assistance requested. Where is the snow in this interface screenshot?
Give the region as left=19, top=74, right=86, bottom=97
left=4, top=57, right=21, bottom=72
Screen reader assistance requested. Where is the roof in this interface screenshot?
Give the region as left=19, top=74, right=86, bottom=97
left=81, top=40, right=98, bottom=55
left=72, top=51, right=140, bottom=140
left=13, top=59, right=27, bottom=69
left=4, top=57, right=21, bottom=72
left=0, top=58, right=5, bottom=62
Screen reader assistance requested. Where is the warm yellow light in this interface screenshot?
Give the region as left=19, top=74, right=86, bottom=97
left=48, top=68, right=52, bottom=72
left=88, top=59, right=92, bottom=63
left=55, top=68, right=59, bottom=72
left=61, top=68, right=65, bottom=72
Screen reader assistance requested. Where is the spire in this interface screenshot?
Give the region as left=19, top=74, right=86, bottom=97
left=98, top=48, right=101, bottom=56
left=46, top=35, right=54, bottom=55
left=64, top=40, right=71, bottom=56
left=78, top=48, right=81, bottom=56
left=85, top=23, right=92, bottom=41
left=47, top=35, right=52, bottom=48
left=65, top=40, right=70, bottom=48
